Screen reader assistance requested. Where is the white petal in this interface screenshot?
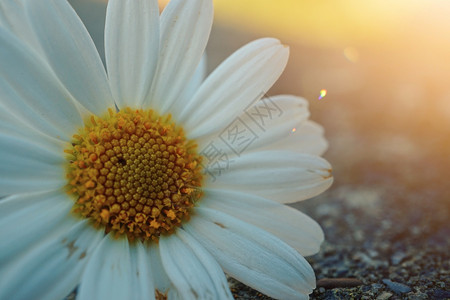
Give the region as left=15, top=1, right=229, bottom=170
left=78, top=234, right=133, bottom=300
left=238, top=95, right=310, bottom=149
left=0, top=27, right=83, bottom=140
left=159, top=231, right=232, bottom=299
left=105, top=0, right=159, bottom=109
left=145, top=0, right=213, bottom=114
left=129, top=242, right=156, bottom=300
left=179, top=38, right=289, bottom=139
left=196, top=94, right=311, bottom=154
left=24, top=0, right=113, bottom=115
left=0, top=190, right=73, bottom=263
left=0, top=134, right=66, bottom=196
left=148, top=244, right=171, bottom=294
left=201, top=189, right=324, bottom=256
left=207, top=150, right=333, bottom=203
left=0, top=107, right=66, bottom=153
left=0, top=0, right=43, bottom=53
left=260, top=120, right=329, bottom=156
left=185, top=207, right=315, bottom=299
left=172, top=54, right=208, bottom=118
left=0, top=218, right=103, bottom=300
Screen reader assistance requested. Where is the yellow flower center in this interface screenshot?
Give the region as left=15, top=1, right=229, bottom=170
left=65, top=108, right=203, bottom=242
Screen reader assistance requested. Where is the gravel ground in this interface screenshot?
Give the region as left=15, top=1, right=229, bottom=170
left=228, top=173, right=449, bottom=300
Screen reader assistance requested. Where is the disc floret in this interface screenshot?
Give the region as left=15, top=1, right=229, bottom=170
left=65, top=108, right=203, bottom=242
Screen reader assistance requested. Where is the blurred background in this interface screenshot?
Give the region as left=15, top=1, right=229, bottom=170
left=70, top=0, right=449, bottom=298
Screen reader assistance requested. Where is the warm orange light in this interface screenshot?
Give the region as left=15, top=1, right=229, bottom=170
left=213, top=0, right=450, bottom=48
left=158, top=0, right=170, bottom=12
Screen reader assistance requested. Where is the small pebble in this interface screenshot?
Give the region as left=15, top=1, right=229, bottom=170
left=367, top=249, right=379, bottom=258
left=376, top=291, right=393, bottom=300
left=390, top=251, right=406, bottom=265
left=371, top=283, right=384, bottom=290
left=409, top=292, right=428, bottom=300
left=382, top=279, right=412, bottom=294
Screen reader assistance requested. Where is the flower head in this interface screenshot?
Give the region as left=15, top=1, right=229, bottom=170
left=0, top=0, right=332, bottom=299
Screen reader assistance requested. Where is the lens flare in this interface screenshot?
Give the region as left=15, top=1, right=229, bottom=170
left=319, top=89, right=327, bottom=100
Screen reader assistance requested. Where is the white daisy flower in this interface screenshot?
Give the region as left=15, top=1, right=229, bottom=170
left=0, top=0, right=333, bottom=299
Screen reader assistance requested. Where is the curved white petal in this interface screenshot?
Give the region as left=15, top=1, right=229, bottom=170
left=196, top=94, right=311, bottom=154
left=260, top=120, right=329, bottom=156
left=148, top=244, right=171, bottom=295
left=0, top=134, right=66, bottom=196
left=24, top=0, right=113, bottom=115
left=173, top=54, right=208, bottom=118
left=236, top=95, right=310, bottom=150
left=0, top=27, right=83, bottom=141
left=0, top=108, right=66, bottom=153
left=105, top=0, right=160, bottom=109
left=201, top=188, right=324, bottom=256
left=145, top=0, right=213, bottom=114
left=0, top=218, right=103, bottom=300
left=185, top=207, right=315, bottom=300
left=180, top=38, right=289, bottom=139
left=0, top=0, right=43, bottom=54
left=129, top=242, right=156, bottom=300
left=78, top=235, right=133, bottom=300
left=0, top=190, right=73, bottom=263
left=207, top=150, right=333, bottom=203
left=159, top=231, right=232, bottom=300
